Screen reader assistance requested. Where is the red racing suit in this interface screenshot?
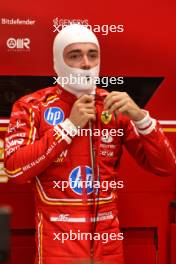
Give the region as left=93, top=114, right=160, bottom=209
left=4, top=85, right=176, bottom=264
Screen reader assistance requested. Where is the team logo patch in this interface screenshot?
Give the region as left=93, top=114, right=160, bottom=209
left=101, top=134, right=113, bottom=143
left=44, top=107, right=64, bottom=126
left=101, top=111, right=112, bottom=125
left=69, top=166, right=93, bottom=195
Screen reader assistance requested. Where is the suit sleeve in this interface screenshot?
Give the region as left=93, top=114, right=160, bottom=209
left=4, top=100, right=74, bottom=184
left=122, top=112, right=176, bottom=176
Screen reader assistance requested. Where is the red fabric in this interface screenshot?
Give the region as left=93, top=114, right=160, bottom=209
left=171, top=224, right=176, bottom=264
left=4, top=85, right=176, bottom=263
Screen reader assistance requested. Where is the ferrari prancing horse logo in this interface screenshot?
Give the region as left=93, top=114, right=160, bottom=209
left=101, top=111, right=112, bottom=125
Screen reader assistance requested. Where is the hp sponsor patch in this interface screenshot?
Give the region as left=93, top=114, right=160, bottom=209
left=44, top=107, right=64, bottom=126
left=69, top=166, right=93, bottom=195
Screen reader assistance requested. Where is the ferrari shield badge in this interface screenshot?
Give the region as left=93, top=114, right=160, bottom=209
left=101, top=111, right=112, bottom=125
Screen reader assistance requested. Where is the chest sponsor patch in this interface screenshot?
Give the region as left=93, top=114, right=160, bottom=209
left=69, top=166, right=93, bottom=195
left=101, top=134, right=113, bottom=143
left=44, top=107, right=64, bottom=126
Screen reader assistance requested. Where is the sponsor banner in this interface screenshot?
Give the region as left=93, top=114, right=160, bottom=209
left=1, top=18, right=36, bottom=26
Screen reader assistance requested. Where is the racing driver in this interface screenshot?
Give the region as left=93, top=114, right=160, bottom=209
left=4, top=24, right=176, bottom=264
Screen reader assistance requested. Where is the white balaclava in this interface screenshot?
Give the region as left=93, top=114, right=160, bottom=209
left=53, top=24, right=100, bottom=97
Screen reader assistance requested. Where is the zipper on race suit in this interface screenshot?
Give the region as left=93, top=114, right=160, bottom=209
left=81, top=165, right=87, bottom=204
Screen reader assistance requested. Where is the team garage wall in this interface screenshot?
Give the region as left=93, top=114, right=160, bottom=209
left=0, top=1, right=176, bottom=263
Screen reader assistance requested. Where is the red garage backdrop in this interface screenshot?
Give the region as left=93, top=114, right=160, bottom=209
left=0, top=1, right=176, bottom=263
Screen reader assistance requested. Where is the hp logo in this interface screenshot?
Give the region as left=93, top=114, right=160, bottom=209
left=44, top=107, right=64, bottom=126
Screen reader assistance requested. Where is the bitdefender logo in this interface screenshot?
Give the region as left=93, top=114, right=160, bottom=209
left=6, top=38, right=30, bottom=51
left=1, top=18, right=35, bottom=25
